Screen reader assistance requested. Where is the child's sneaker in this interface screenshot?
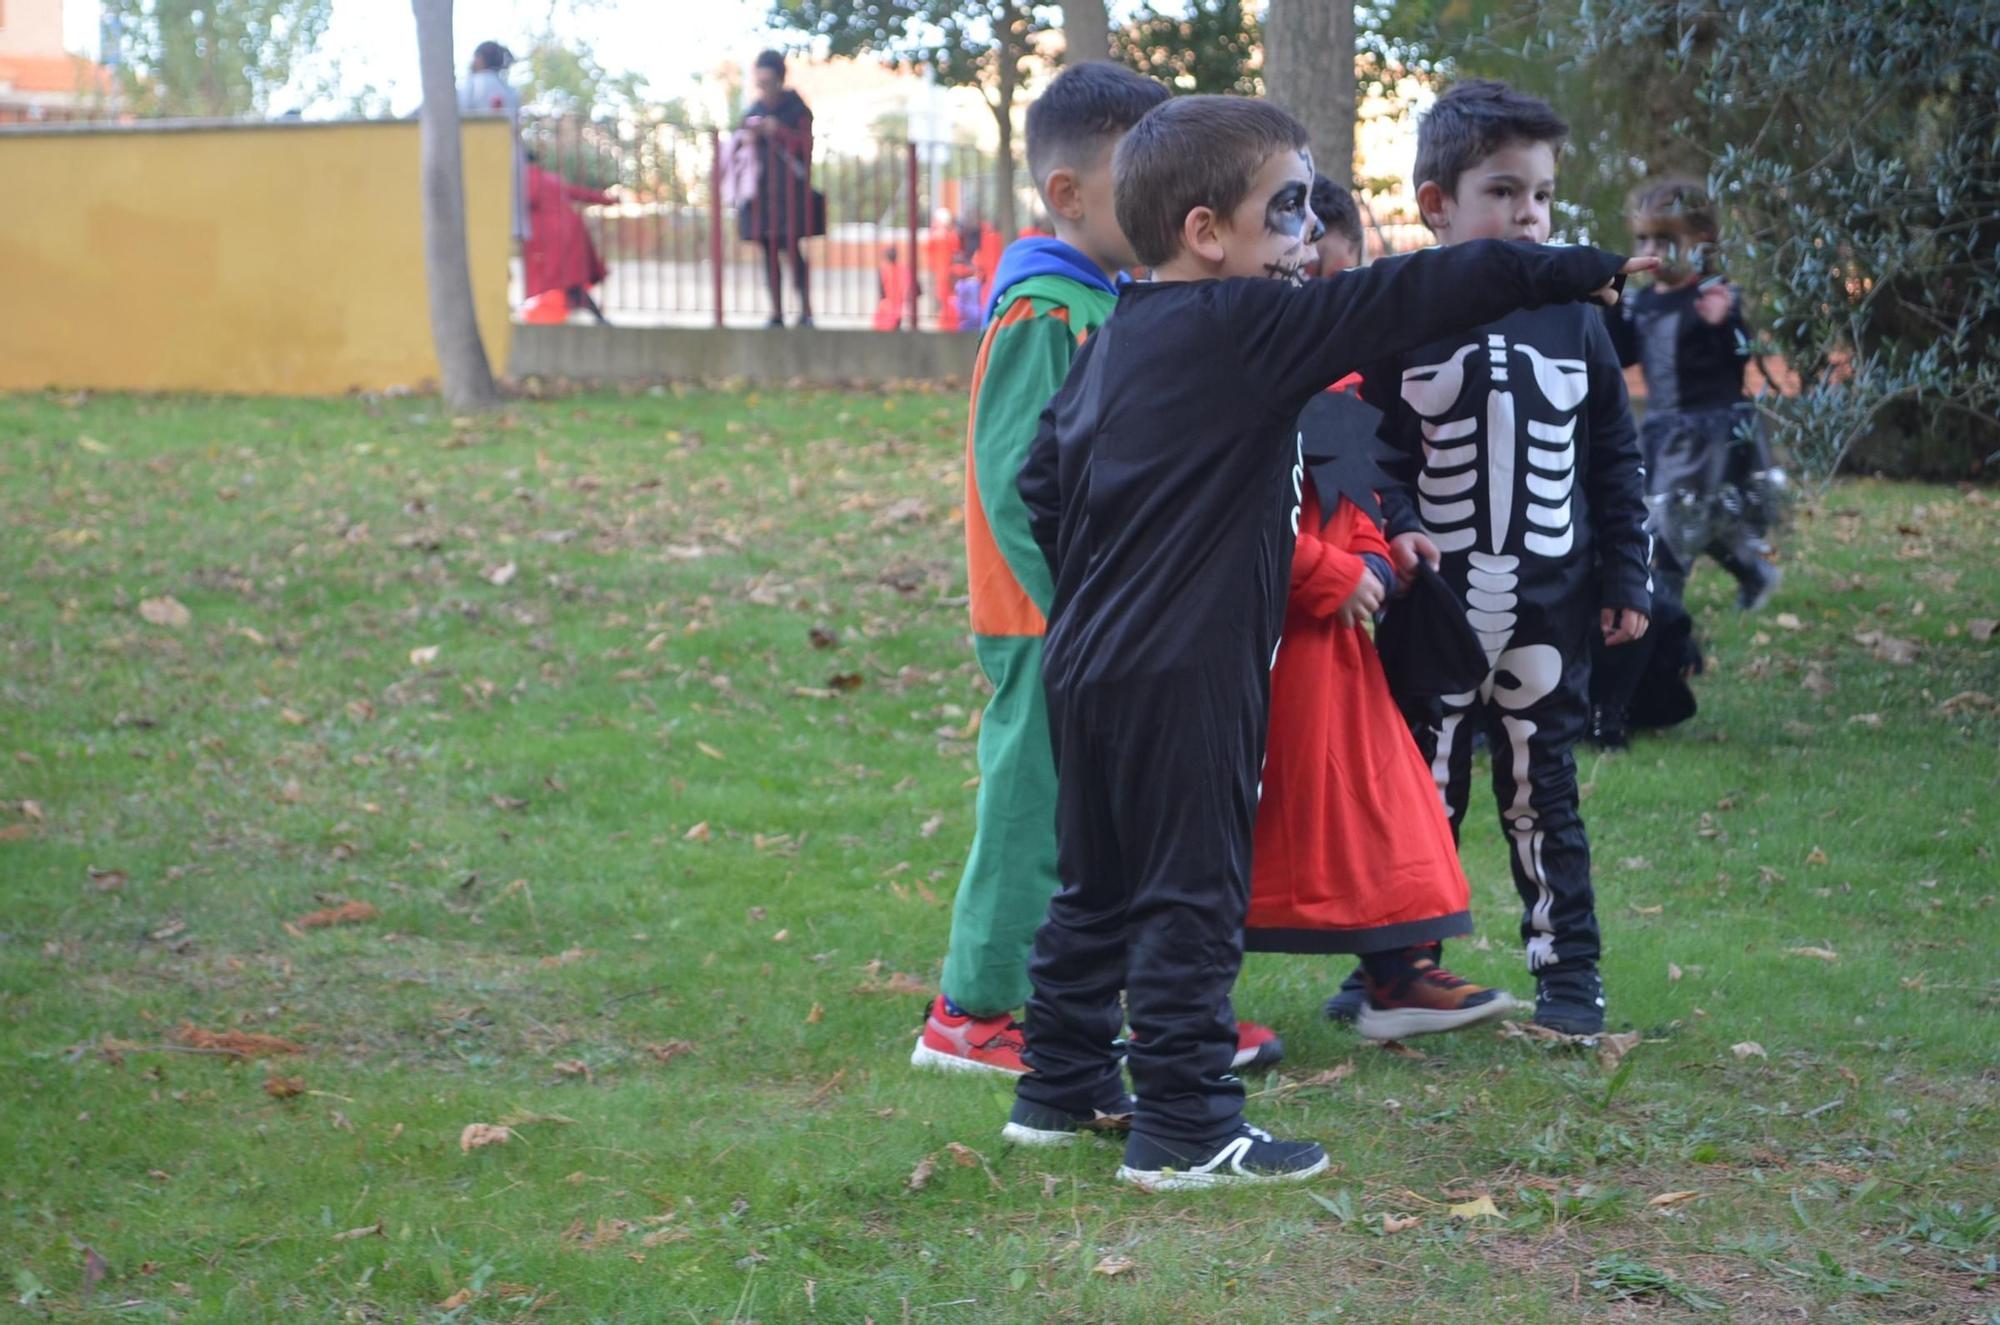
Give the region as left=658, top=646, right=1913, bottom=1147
left=1231, top=1021, right=1285, bottom=1071
left=1116, top=1123, right=1329, bottom=1191
left=1323, top=967, right=1367, bottom=1023
left=1000, top=1094, right=1135, bottom=1148
left=1121, top=1022, right=1287, bottom=1072
left=1533, top=966, right=1607, bottom=1037
left=1355, top=957, right=1514, bottom=1041
left=911, top=996, right=1027, bottom=1076
left=1588, top=703, right=1631, bottom=751
left=1737, top=560, right=1782, bottom=612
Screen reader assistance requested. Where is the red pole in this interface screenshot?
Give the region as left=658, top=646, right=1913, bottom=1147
left=905, top=141, right=920, bottom=331
left=710, top=129, right=726, bottom=328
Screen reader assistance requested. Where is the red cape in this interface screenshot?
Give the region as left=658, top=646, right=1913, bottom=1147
left=1245, top=488, right=1472, bottom=953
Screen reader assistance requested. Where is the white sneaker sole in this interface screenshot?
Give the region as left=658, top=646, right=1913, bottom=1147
left=1355, top=991, right=1516, bottom=1042
left=909, top=1039, right=1026, bottom=1077
left=999, top=1121, right=1079, bottom=1148
left=1116, top=1152, right=1331, bottom=1191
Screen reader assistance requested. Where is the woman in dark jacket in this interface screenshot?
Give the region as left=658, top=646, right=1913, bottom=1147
left=740, top=50, right=817, bottom=328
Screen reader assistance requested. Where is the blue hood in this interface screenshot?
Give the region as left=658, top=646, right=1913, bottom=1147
left=983, top=237, right=1117, bottom=327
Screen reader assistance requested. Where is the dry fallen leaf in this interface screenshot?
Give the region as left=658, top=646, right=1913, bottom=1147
left=409, top=644, right=441, bottom=666
left=1448, top=1195, right=1501, bottom=1221
left=0, top=823, right=35, bottom=843
left=1785, top=945, right=1840, bottom=962
left=906, top=1152, right=937, bottom=1191
left=805, top=1002, right=824, bottom=1024
left=1731, top=1041, right=1768, bottom=1060
left=918, top=814, right=943, bottom=839
left=263, top=1075, right=306, bottom=1099
left=139, top=596, right=192, bottom=628
left=486, top=562, right=518, bottom=587
left=1774, top=612, right=1804, bottom=631
left=1092, top=1255, right=1138, bottom=1277
left=174, top=1023, right=304, bottom=1057
left=1805, top=846, right=1829, bottom=866
left=695, top=741, right=727, bottom=761
left=459, top=1123, right=515, bottom=1152
left=330, top=1221, right=383, bottom=1242
left=1648, top=1190, right=1704, bottom=1208
left=438, top=1288, right=477, bottom=1310
left=1668, top=962, right=1684, bottom=983
left=683, top=821, right=711, bottom=842
left=552, top=1059, right=593, bottom=1084
left=87, top=867, right=128, bottom=891
left=1969, top=618, right=1997, bottom=644
left=1596, top=1030, right=1642, bottom=1071
left=1382, top=1213, right=1422, bottom=1234
left=292, top=900, right=378, bottom=930
left=647, top=1040, right=695, bottom=1065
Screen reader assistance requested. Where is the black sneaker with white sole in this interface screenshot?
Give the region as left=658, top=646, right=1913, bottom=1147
left=1534, top=965, right=1607, bottom=1037
left=1323, top=966, right=1367, bottom=1023
left=1116, top=1123, right=1328, bottom=1191
left=1000, top=1094, right=1134, bottom=1148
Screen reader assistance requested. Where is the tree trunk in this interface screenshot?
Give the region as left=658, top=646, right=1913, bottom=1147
left=1059, top=0, right=1111, bottom=64
left=1264, top=0, right=1355, bottom=188
left=991, top=42, right=1020, bottom=242
left=412, top=0, right=500, bottom=410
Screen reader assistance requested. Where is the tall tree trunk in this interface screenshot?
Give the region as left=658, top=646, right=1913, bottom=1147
left=990, top=41, right=1020, bottom=242
left=412, top=0, right=500, bottom=410
left=1264, top=0, right=1355, bottom=189
left=1059, top=0, right=1111, bottom=64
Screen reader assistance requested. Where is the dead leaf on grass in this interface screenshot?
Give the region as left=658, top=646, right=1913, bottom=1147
left=330, top=1221, right=384, bottom=1242
left=1596, top=1031, right=1642, bottom=1071
left=855, top=970, right=930, bottom=996
left=263, top=1075, right=306, bottom=1099
left=0, top=823, right=34, bottom=843
left=86, top=867, right=127, bottom=891
left=827, top=672, right=864, bottom=692
left=683, top=821, right=711, bottom=842
left=1092, top=1255, right=1138, bottom=1277
left=1939, top=690, right=1997, bottom=716
left=1448, top=1195, right=1502, bottom=1221
left=695, top=741, right=726, bottom=761
left=438, top=1288, right=477, bottom=1310
left=806, top=1002, right=823, bottom=1024
left=906, top=1152, right=937, bottom=1191
left=139, top=597, right=192, bottom=628
left=486, top=562, right=518, bottom=587
left=539, top=946, right=590, bottom=968
left=1805, top=846, right=1829, bottom=866
left=1785, top=945, right=1840, bottom=962
left=1648, top=1190, right=1704, bottom=1207
left=1969, top=618, right=1997, bottom=644
left=553, top=1059, right=593, bottom=1083
left=1668, top=962, right=1684, bottom=983
left=1731, top=1041, right=1768, bottom=1060
left=292, top=900, right=378, bottom=930
left=408, top=644, right=441, bottom=666
left=459, top=1123, right=515, bottom=1152
left=1382, top=1213, right=1422, bottom=1234
left=647, top=1040, right=694, bottom=1065
left=1774, top=612, right=1804, bottom=631
left=174, top=1023, right=303, bottom=1057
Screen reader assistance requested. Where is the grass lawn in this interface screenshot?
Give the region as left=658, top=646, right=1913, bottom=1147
left=1, top=387, right=1996, bottom=1324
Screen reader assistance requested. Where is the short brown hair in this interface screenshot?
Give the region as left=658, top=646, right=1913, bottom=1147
left=1113, top=95, right=1309, bottom=269
left=1413, top=80, right=1568, bottom=204
left=1627, top=176, right=1719, bottom=243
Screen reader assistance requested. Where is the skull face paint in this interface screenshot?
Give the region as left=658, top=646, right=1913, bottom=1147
left=1255, top=149, right=1322, bottom=286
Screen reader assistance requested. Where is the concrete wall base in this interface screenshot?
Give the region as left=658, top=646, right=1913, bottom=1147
left=508, top=324, right=981, bottom=387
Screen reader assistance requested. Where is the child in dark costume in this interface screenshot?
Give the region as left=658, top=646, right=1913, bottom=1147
left=1363, top=81, right=1655, bottom=1039
left=1246, top=179, right=1516, bottom=1043
left=1003, top=95, right=1645, bottom=1189
left=1607, top=178, right=1785, bottom=614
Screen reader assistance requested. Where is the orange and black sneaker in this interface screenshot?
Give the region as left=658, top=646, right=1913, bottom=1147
left=1355, top=957, right=1515, bottom=1042
left=911, top=996, right=1029, bottom=1076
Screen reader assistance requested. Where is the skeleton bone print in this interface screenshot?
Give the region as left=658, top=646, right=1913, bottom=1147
left=1400, top=328, right=1598, bottom=973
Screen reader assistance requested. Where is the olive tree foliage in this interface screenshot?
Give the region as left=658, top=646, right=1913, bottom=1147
left=1393, top=0, right=1998, bottom=481
left=1110, top=0, right=1261, bottom=97
left=101, top=0, right=332, bottom=118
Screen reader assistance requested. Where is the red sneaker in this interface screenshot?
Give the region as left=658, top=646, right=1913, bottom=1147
left=1233, top=1021, right=1285, bottom=1071
left=910, top=996, right=1028, bottom=1076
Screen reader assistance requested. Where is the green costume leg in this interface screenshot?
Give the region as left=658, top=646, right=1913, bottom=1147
left=939, top=632, right=1059, bottom=1016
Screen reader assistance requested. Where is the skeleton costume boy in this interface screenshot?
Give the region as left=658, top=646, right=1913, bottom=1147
left=1366, top=293, right=1652, bottom=1031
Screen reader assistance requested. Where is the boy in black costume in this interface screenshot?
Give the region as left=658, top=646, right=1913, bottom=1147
left=1363, top=81, right=1655, bottom=1037
left=1003, top=95, right=1648, bottom=1189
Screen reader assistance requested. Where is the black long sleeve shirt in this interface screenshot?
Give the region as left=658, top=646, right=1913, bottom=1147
left=1017, top=240, right=1625, bottom=696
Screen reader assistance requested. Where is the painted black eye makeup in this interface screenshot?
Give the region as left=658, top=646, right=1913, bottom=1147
left=1266, top=182, right=1316, bottom=241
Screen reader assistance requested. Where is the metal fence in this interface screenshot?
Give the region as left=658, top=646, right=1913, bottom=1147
left=521, top=115, right=1033, bottom=331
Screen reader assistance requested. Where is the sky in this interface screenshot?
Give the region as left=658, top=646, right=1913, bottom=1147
left=60, top=0, right=789, bottom=115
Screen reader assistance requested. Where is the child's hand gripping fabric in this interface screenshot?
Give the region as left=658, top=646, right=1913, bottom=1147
left=1336, top=567, right=1386, bottom=628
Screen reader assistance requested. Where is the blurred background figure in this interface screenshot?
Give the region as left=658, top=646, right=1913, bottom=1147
left=458, top=40, right=528, bottom=244
left=739, top=49, right=820, bottom=328
left=522, top=151, right=614, bottom=325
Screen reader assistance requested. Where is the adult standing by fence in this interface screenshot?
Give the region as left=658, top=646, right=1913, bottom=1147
left=740, top=50, right=821, bottom=329
left=459, top=40, right=528, bottom=243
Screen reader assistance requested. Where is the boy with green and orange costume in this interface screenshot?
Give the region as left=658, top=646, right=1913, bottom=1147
left=912, top=62, right=1284, bottom=1076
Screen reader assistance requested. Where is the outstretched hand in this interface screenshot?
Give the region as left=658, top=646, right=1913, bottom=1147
left=1589, top=255, right=1660, bottom=306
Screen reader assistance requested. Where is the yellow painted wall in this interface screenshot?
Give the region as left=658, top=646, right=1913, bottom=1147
left=0, top=118, right=513, bottom=395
